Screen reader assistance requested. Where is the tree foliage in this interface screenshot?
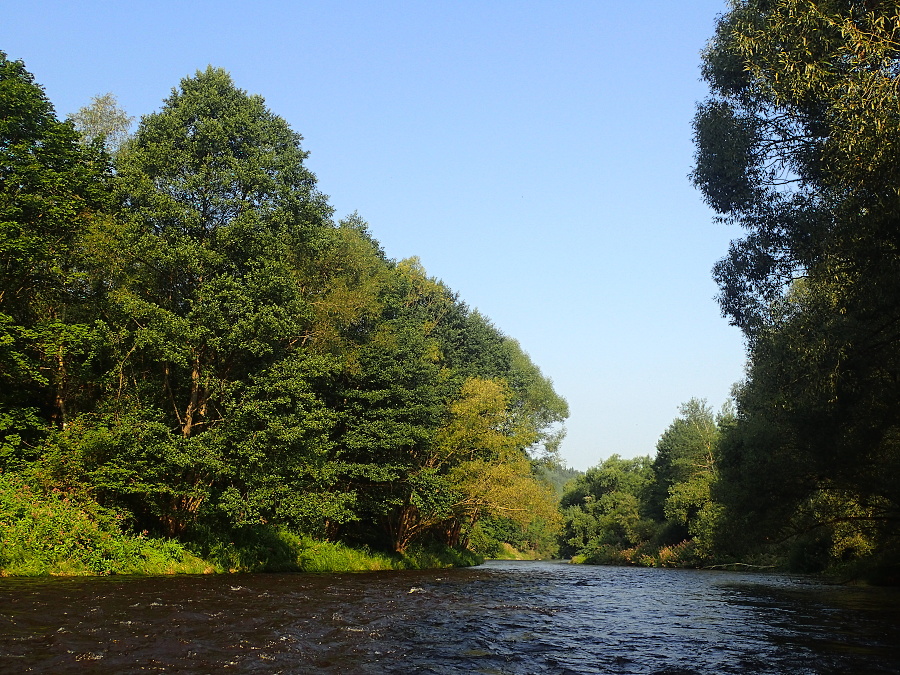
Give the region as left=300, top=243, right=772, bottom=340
left=692, top=0, right=900, bottom=578
left=69, top=93, right=133, bottom=154
left=0, top=57, right=569, bottom=568
left=0, top=51, right=109, bottom=464
left=560, top=455, right=655, bottom=557
left=561, top=400, right=732, bottom=566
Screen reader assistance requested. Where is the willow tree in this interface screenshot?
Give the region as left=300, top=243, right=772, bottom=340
left=693, top=0, right=900, bottom=568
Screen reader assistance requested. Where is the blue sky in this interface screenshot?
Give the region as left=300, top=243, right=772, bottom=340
left=2, top=0, right=743, bottom=470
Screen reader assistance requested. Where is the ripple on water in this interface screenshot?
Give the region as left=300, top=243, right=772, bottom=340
left=1, top=561, right=900, bottom=673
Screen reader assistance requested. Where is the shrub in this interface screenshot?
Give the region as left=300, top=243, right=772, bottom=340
left=0, top=473, right=208, bottom=575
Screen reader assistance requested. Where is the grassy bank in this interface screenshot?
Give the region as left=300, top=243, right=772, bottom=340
left=0, top=474, right=481, bottom=577
left=0, top=473, right=212, bottom=576
left=189, top=525, right=483, bottom=574
left=489, top=542, right=545, bottom=560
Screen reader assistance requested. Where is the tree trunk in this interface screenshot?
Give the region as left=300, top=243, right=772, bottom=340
left=444, top=519, right=462, bottom=548
left=182, top=354, right=201, bottom=438
left=388, top=503, right=420, bottom=553
left=52, top=343, right=68, bottom=429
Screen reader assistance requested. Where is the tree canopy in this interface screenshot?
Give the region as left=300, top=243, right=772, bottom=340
left=68, top=93, right=133, bottom=154
left=692, top=0, right=900, bottom=579
left=0, top=51, right=109, bottom=463
left=0, top=58, right=569, bottom=571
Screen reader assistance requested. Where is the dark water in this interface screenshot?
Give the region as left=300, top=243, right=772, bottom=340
left=1, top=560, right=899, bottom=674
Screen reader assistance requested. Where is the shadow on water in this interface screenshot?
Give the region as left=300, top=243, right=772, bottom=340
left=1, top=560, right=899, bottom=674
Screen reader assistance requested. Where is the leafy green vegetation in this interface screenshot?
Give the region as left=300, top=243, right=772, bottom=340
left=563, top=0, right=900, bottom=583
left=0, top=53, right=567, bottom=576
left=8, top=0, right=900, bottom=584
left=0, top=472, right=210, bottom=576
left=693, top=0, right=900, bottom=583
left=560, top=400, right=729, bottom=570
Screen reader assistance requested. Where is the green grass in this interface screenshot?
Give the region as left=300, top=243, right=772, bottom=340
left=489, top=542, right=542, bottom=560
left=0, top=472, right=482, bottom=577
left=184, top=526, right=403, bottom=573
left=188, top=525, right=483, bottom=574
left=0, top=473, right=210, bottom=576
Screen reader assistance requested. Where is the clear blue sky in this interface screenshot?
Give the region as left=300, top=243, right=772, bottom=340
left=2, top=0, right=744, bottom=471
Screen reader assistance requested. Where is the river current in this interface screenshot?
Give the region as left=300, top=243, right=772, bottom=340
left=1, top=560, right=899, bottom=674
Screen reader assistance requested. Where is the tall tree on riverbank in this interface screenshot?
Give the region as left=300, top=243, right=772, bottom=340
left=84, top=66, right=345, bottom=535
left=0, top=51, right=109, bottom=465
left=692, top=0, right=900, bottom=575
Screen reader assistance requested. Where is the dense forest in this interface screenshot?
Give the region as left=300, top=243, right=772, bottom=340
left=561, top=0, right=900, bottom=584
left=0, top=53, right=568, bottom=574
left=5, top=0, right=900, bottom=582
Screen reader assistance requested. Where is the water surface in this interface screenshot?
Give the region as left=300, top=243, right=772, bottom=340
left=2, top=560, right=899, bottom=673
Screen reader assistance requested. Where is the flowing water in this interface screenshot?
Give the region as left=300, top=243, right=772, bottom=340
left=1, top=560, right=899, bottom=674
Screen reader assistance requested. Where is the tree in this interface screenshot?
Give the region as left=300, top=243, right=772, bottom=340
left=502, top=338, right=569, bottom=460
left=559, top=455, right=655, bottom=556
left=83, top=67, right=338, bottom=534
left=69, top=93, right=133, bottom=154
left=648, top=400, right=731, bottom=557
left=693, top=0, right=900, bottom=571
left=440, top=377, right=561, bottom=549
left=112, top=65, right=331, bottom=440
left=647, top=399, right=718, bottom=524
left=692, top=0, right=900, bottom=334
left=0, top=52, right=108, bottom=465
left=325, top=257, right=458, bottom=551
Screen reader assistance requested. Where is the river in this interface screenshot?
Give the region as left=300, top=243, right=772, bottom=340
left=1, top=560, right=899, bottom=674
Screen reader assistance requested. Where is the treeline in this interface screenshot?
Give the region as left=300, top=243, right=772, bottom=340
left=563, top=0, right=900, bottom=583
left=559, top=399, right=727, bottom=568
left=0, top=54, right=567, bottom=574
left=562, top=388, right=898, bottom=580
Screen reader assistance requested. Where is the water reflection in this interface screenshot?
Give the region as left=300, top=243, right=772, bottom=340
left=1, top=560, right=898, bottom=673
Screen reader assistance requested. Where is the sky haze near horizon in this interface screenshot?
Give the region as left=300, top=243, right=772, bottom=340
left=2, top=0, right=742, bottom=471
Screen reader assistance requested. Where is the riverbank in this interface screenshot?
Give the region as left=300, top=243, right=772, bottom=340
left=566, top=542, right=900, bottom=585
left=0, top=526, right=482, bottom=578
left=0, top=474, right=481, bottom=577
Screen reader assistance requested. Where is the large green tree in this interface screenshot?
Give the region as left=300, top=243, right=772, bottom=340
left=0, top=52, right=109, bottom=465
left=692, top=0, right=900, bottom=332
left=647, top=399, right=718, bottom=522
left=76, top=67, right=340, bottom=535
left=112, top=65, right=332, bottom=430
left=693, top=0, right=900, bottom=572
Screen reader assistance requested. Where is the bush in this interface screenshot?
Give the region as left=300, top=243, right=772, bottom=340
left=0, top=473, right=484, bottom=576
left=0, top=472, right=209, bottom=575
left=574, top=540, right=700, bottom=568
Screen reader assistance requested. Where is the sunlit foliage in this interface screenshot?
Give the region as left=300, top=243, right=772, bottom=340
left=0, top=57, right=568, bottom=573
